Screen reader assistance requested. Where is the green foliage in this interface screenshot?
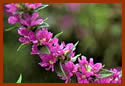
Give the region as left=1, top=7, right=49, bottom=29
left=72, top=41, right=79, bottom=51
left=16, top=74, right=22, bottom=83
left=35, top=4, right=48, bottom=12
left=5, top=26, right=17, bottom=31
left=71, top=54, right=81, bottom=62
left=39, top=22, right=49, bottom=28
left=40, top=46, right=50, bottom=54
left=55, top=62, right=66, bottom=78
left=17, top=43, right=27, bottom=52
left=99, top=69, right=113, bottom=78
left=54, top=32, right=63, bottom=38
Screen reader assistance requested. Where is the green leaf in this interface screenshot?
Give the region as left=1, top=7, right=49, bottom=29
left=72, top=41, right=79, bottom=51
left=40, top=46, right=50, bottom=54
left=17, top=43, right=27, bottom=52
left=71, top=53, right=81, bottom=62
left=5, top=26, right=16, bottom=31
left=54, top=32, right=63, bottom=38
left=59, top=61, right=66, bottom=78
left=55, top=62, right=66, bottom=78
left=16, top=74, right=22, bottom=83
left=39, top=22, right=49, bottom=28
left=99, top=69, right=113, bottom=78
left=35, top=4, right=48, bottom=12
left=43, top=17, right=48, bottom=22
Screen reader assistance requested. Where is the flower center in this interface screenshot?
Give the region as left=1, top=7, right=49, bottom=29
left=40, top=38, right=46, bottom=44
left=42, top=38, right=46, bottom=41
left=82, top=75, right=86, bottom=79
left=49, top=60, right=53, bottom=64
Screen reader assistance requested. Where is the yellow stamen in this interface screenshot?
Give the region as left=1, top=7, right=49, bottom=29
left=82, top=75, right=86, bottom=79
left=49, top=60, right=53, bottom=64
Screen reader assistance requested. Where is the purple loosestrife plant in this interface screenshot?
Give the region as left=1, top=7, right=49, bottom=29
left=5, top=3, right=122, bottom=83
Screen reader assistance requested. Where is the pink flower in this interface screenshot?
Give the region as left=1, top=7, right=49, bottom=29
left=49, top=42, right=64, bottom=57
left=36, top=28, right=53, bottom=45
left=66, top=3, right=81, bottom=12
left=63, top=43, right=73, bottom=53
left=110, top=68, right=122, bottom=83
left=58, top=61, right=78, bottom=83
left=24, top=3, right=42, bottom=9
left=31, top=44, right=40, bottom=55
left=8, top=16, right=18, bottom=24
left=76, top=56, right=102, bottom=83
left=39, top=54, right=56, bottom=72
left=5, top=3, right=19, bottom=14
left=95, top=77, right=111, bottom=83
left=20, top=13, right=43, bottom=27
left=18, top=27, right=38, bottom=44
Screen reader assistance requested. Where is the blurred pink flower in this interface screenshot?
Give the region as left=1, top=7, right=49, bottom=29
left=66, top=3, right=81, bottom=12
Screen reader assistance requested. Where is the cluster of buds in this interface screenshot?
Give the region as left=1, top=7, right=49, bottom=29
left=5, top=3, right=122, bottom=83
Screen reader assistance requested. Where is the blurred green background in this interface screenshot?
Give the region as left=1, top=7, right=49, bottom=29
left=3, top=3, right=122, bottom=83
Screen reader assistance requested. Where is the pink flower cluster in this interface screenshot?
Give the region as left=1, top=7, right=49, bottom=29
left=5, top=3, right=122, bottom=83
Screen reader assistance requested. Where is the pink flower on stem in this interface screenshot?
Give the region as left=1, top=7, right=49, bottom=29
left=76, top=56, right=102, bottom=83
left=36, top=28, right=53, bottom=45
left=5, top=3, right=19, bottom=14
left=8, top=16, right=18, bottom=24
left=31, top=44, right=40, bottom=55
left=20, top=13, right=43, bottom=27
left=8, top=14, right=20, bottom=24
left=18, top=27, right=38, bottom=44
left=39, top=54, right=56, bottom=72
left=58, top=61, right=78, bottom=83
left=24, top=3, right=42, bottom=9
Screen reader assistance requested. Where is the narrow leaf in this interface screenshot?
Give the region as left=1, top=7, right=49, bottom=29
left=17, top=43, right=27, bottom=52
left=99, top=69, right=113, bottom=78
left=72, top=41, right=79, bottom=51
left=35, top=4, right=48, bottom=12
left=5, top=26, right=16, bottom=31
left=54, top=32, right=63, bottom=38
left=16, top=74, right=22, bottom=83
left=43, top=17, right=48, bottom=22
left=59, top=61, right=66, bottom=78
left=39, top=22, right=49, bottom=28
left=71, top=53, right=81, bottom=62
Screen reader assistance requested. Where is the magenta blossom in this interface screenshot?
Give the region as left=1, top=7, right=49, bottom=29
left=49, top=42, right=64, bottom=57
left=39, top=54, right=56, bottom=72
left=76, top=56, right=102, bottom=83
left=36, top=28, right=53, bottom=45
left=49, top=41, right=74, bottom=58
left=31, top=44, right=40, bottom=55
left=18, top=27, right=37, bottom=44
left=8, top=14, right=20, bottom=24
left=110, top=68, right=122, bottom=83
left=8, top=16, right=18, bottom=24
left=5, top=3, right=19, bottom=14
left=20, top=12, right=43, bottom=27
left=95, top=77, right=111, bottom=83
left=66, top=3, right=81, bottom=12
left=63, top=43, right=73, bottom=55
left=58, top=61, right=78, bottom=83
left=24, top=3, right=42, bottom=9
